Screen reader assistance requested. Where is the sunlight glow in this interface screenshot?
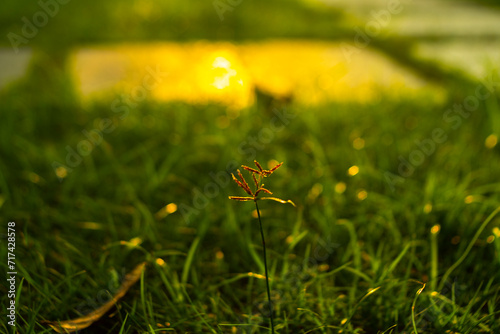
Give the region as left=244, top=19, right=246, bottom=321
left=71, top=41, right=445, bottom=110
left=212, top=57, right=237, bottom=89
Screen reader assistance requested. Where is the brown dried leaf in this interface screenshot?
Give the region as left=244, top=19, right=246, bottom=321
left=44, top=262, right=147, bottom=333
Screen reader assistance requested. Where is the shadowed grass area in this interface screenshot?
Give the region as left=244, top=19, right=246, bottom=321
left=0, top=50, right=499, bottom=332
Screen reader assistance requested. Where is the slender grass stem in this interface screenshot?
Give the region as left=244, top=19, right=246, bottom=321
left=255, top=201, right=275, bottom=334
left=438, top=206, right=500, bottom=291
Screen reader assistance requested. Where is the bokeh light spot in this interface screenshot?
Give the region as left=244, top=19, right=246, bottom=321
left=485, top=134, right=498, bottom=149
left=335, top=182, right=346, bottom=194
left=55, top=166, right=68, bottom=179
left=431, top=224, right=441, bottom=235
left=348, top=166, right=359, bottom=176
left=464, top=195, right=476, bottom=204
left=423, top=203, right=433, bottom=214
left=353, top=138, right=365, bottom=150
left=357, top=189, right=367, bottom=201
left=216, top=251, right=224, bottom=260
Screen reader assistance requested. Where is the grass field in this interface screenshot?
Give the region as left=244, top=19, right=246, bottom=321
left=1, top=0, right=500, bottom=333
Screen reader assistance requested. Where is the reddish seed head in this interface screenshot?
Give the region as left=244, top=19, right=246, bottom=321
left=254, top=160, right=264, bottom=172
left=242, top=165, right=261, bottom=174
left=229, top=160, right=293, bottom=206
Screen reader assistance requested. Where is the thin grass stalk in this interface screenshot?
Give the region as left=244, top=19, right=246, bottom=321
left=255, top=201, right=275, bottom=334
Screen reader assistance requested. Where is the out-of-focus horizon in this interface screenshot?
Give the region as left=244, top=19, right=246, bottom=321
left=1, top=0, right=499, bottom=108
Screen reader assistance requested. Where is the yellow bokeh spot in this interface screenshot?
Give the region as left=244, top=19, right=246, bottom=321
left=353, top=137, right=365, bottom=150
left=155, top=258, right=166, bottom=266
left=248, top=272, right=267, bottom=280
left=286, top=235, right=294, bottom=244
left=318, top=264, right=330, bottom=272
left=431, top=224, right=441, bottom=235
left=267, top=159, right=280, bottom=170
left=155, top=203, right=177, bottom=219
left=216, top=251, right=224, bottom=260
left=79, top=222, right=102, bottom=230
left=464, top=195, right=476, bottom=204
left=130, top=237, right=143, bottom=246
left=55, top=166, right=68, bottom=179
left=308, top=183, right=323, bottom=201
left=357, top=189, right=368, bottom=201
left=348, top=165, right=359, bottom=176
left=335, top=182, right=346, bottom=194
left=486, top=235, right=495, bottom=244
left=340, top=318, right=348, bottom=325
left=493, top=227, right=500, bottom=237
left=28, top=172, right=41, bottom=184
left=485, top=134, right=498, bottom=149
left=423, top=203, right=433, bottom=214
left=166, top=203, right=177, bottom=214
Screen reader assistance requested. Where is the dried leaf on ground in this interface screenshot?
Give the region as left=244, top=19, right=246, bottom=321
left=44, top=262, right=147, bottom=333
